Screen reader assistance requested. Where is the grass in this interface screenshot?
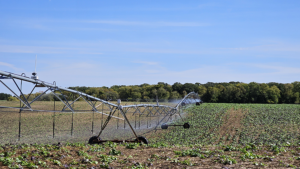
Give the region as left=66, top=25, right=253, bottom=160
left=0, top=100, right=174, bottom=144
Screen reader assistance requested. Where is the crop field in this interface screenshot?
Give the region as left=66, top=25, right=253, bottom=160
left=151, top=103, right=300, bottom=146
left=1, top=103, right=300, bottom=168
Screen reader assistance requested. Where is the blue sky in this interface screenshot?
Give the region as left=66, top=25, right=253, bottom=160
left=0, top=0, right=300, bottom=93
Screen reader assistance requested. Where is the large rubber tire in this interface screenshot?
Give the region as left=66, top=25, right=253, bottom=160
left=196, top=102, right=200, bottom=106
left=88, top=136, right=100, bottom=144
left=183, top=122, right=190, bottom=129
left=161, top=124, right=168, bottom=129
left=135, top=136, right=149, bottom=145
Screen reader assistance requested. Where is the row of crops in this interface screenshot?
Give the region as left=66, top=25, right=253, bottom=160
left=151, top=103, right=300, bottom=146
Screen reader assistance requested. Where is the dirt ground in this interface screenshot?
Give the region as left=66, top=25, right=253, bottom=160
left=1, top=143, right=300, bottom=169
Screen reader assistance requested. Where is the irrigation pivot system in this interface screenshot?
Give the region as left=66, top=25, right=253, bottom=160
left=0, top=70, right=202, bottom=144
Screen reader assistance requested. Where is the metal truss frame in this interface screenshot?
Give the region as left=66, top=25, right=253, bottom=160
left=0, top=70, right=201, bottom=141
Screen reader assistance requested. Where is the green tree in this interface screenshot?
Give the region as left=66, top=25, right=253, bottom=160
left=207, top=87, right=220, bottom=102
left=216, top=84, right=226, bottom=102
left=157, top=87, right=170, bottom=100
left=281, top=84, right=294, bottom=103
left=248, top=82, right=260, bottom=103
left=198, top=85, right=207, bottom=98
left=182, top=83, right=198, bottom=93
left=292, top=81, right=300, bottom=93
left=221, top=85, right=236, bottom=103
left=235, top=83, right=248, bottom=103
left=170, top=91, right=180, bottom=100
left=182, top=90, right=187, bottom=97
left=118, top=86, right=131, bottom=99
left=259, top=83, right=269, bottom=103
left=0, top=93, right=11, bottom=100
left=293, top=92, right=300, bottom=104
left=172, top=82, right=183, bottom=94
left=131, top=91, right=142, bottom=100
left=266, top=85, right=281, bottom=103
left=7, top=96, right=18, bottom=101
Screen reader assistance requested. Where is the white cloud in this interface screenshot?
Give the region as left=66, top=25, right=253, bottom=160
left=0, top=62, right=22, bottom=71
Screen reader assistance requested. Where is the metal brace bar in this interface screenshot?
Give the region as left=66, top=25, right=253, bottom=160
left=95, top=102, right=103, bottom=108
left=97, top=107, right=118, bottom=137
left=62, top=95, right=81, bottom=111
left=160, top=107, right=169, bottom=115
left=153, top=106, right=162, bottom=116
left=145, top=106, right=155, bottom=117
left=150, top=106, right=159, bottom=116
left=118, top=107, right=139, bottom=139
left=29, top=88, right=50, bottom=105
left=81, top=95, right=123, bottom=120
left=12, top=78, right=31, bottom=108
left=0, top=80, right=32, bottom=110
left=132, top=106, right=140, bottom=115
left=20, top=84, right=36, bottom=108
left=48, top=87, right=74, bottom=112
left=133, top=106, right=146, bottom=116
left=139, top=106, right=148, bottom=116
left=57, top=89, right=74, bottom=111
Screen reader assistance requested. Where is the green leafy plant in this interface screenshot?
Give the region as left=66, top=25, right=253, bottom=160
left=126, top=143, right=140, bottom=149
left=108, top=148, right=122, bottom=155
left=53, top=159, right=62, bottom=166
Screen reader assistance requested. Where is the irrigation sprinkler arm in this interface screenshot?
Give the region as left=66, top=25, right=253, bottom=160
left=123, top=104, right=173, bottom=109
left=0, top=70, right=119, bottom=108
left=174, top=92, right=198, bottom=109
left=0, top=70, right=199, bottom=121
left=81, top=94, right=123, bottom=120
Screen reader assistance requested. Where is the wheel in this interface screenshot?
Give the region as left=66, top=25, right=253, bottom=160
left=183, top=122, right=190, bottom=129
left=161, top=124, right=168, bottom=129
left=196, top=102, right=200, bottom=106
left=135, top=136, right=149, bottom=145
left=88, top=136, right=101, bottom=144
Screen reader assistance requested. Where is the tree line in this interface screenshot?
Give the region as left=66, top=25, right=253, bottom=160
left=69, top=81, right=300, bottom=104
left=1, top=81, right=300, bottom=104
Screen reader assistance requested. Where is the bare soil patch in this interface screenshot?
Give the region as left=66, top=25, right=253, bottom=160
left=215, top=108, right=245, bottom=144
